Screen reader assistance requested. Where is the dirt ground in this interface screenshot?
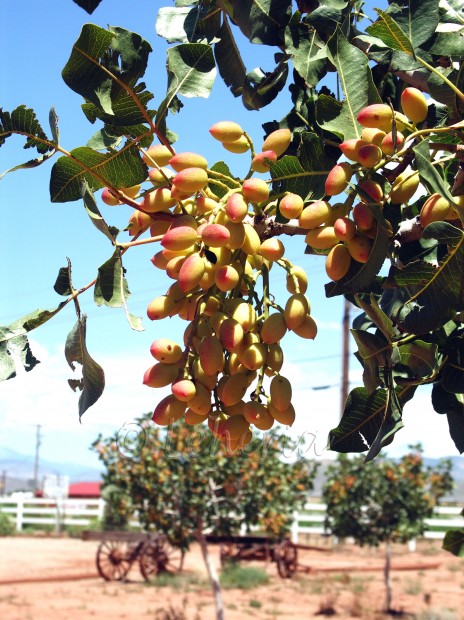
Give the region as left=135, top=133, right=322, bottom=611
left=0, top=535, right=462, bottom=620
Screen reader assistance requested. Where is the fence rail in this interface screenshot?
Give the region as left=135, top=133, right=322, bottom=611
left=0, top=497, right=462, bottom=540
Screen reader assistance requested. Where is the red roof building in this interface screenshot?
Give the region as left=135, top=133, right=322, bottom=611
left=68, top=482, right=102, bottom=498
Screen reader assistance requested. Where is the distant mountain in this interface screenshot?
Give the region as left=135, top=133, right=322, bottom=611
left=0, top=446, right=103, bottom=486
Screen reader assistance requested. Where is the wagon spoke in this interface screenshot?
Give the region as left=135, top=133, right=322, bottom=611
left=96, top=540, right=133, bottom=581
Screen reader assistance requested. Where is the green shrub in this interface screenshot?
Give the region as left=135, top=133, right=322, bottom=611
left=220, top=564, right=269, bottom=590
left=0, top=511, right=15, bottom=536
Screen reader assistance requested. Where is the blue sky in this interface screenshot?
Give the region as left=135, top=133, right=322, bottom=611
left=0, top=1, right=459, bottom=479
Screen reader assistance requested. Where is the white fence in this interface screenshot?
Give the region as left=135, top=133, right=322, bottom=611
left=0, top=497, right=105, bottom=532
left=0, top=497, right=462, bottom=540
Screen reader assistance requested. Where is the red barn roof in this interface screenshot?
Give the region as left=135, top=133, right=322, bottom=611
left=68, top=482, right=102, bottom=498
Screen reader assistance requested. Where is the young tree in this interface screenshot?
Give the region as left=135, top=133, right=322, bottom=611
left=93, top=417, right=317, bottom=618
left=1, top=3, right=463, bottom=459
left=322, top=447, right=453, bottom=612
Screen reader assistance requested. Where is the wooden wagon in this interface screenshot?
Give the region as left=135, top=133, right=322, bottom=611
left=81, top=530, right=183, bottom=582
left=205, top=534, right=330, bottom=578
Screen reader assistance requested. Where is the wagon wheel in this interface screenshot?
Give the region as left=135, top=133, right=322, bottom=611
left=275, top=540, right=298, bottom=579
left=96, top=540, right=134, bottom=581
left=219, top=542, right=237, bottom=566
left=139, top=537, right=184, bottom=582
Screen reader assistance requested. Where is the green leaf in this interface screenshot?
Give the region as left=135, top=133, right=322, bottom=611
left=351, top=329, right=391, bottom=393
left=82, top=184, right=118, bottom=242
left=355, top=294, right=395, bottom=341
left=50, top=145, right=147, bottom=203
left=215, top=18, right=247, bottom=98
left=395, top=223, right=464, bottom=334
left=385, top=0, right=439, bottom=49
left=414, top=139, right=458, bottom=206
left=441, top=339, right=464, bottom=393
left=442, top=529, right=464, bottom=557
left=367, top=9, right=414, bottom=56
left=397, top=340, right=439, bottom=379
left=217, top=0, right=292, bottom=45
left=156, top=43, right=216, bottom=127
left=0, top=106, right=54, bottom=153
left=428, top=31, right=464, bottom=56
left=62, top=24, right=153, bottom=126
left=328, top=385, right=415, bottom=455
left=208, top=162, right=238, bottom=199
left=269, top=136, right=330, bottom=202
left=284, top=20, right=327, bottom=88
left=65, top=315, right=105, bottom=419
left=428, top=66, right=462, bottom=122
left=157, top=6, right=220, bottom=44
left=324, top=28, right=381, bottom=140
left=432, top=384, right=464, bottom=453
left=297, top=131, right=334, bottom=199
left=71, top=0, right=102, bottom=13
left=307, top=2, right=351, bottom=38
left=242, top=62, right=289, bottom=111
left=0, top=327, right=40, bottom=381
left=9, top=306, right=68, bottom=335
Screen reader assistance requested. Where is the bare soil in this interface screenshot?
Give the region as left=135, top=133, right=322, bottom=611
left=0, top=535, right=462, bottom=620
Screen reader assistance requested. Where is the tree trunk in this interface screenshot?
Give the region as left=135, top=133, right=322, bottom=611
left=384, top=538, right=392, bottom=612
left=197, top=519, right=224, bottom=620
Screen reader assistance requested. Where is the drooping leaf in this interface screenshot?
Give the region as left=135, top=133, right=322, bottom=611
left=62, top=24, right=153, bottom=126
left=156, top=43, right=216, bottom=127
left=217, top=0, right=292, bottom=45
left=367, top=9, right=414, bottom=56
left=351, top=329, right=391, bottom=393
left=71, top=0, right=103, bottom=13
left=284, top=19, right=327, bottom=88
left=94, top=251, right=144, bottom=331
left=242, top=62, right=289, bottom=111
left=82, top=184, right=119, bottom=242
left=323, top=28, right=381, bottom=140
left=49, top=106, right=60, bottom=145
left=214, top=17, right=247, bottom=98
left=0, top=106, right=54, bottom=153
left=328, top=385, right=415, bottom=454
left=65, top=315, right=105, bottom=419
left=432, top=384, right=464, bottom=453
left=94, top=251, right=129, bottom=308
left=54, top=267, right=72, bottom=297
left=50, top=145, right=147, bottom=202
left=395, top=223, right=464, bottom=334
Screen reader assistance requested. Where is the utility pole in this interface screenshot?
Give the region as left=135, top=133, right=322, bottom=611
left=33, top=424, right=42, bottom=493
left=0, top=470, right=6, bottom=496
left=340, top=298, right=351, bottom=418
